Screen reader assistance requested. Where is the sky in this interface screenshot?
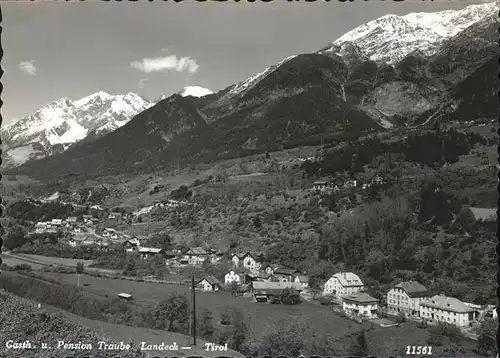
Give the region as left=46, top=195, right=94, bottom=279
left=1, top=0, right=492, bottom=123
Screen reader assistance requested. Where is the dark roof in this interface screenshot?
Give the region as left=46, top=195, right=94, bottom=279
left=341, top=293, right=379, bottom=304
left=421, top=295, right=475, bottom=313
left=261, top=263, right=279, bottom=270
left=395, top=281, right=430, bottom=297
left=242, top=251, right=264, bottom=260
left=313, top=181, right=328, bottom=185
left=254, top=288, right=300, bottom=296
left=226, top=268, right=250, bottom=275
left=199, top=275, right=221, bottom=286
left=186, top=247, right=208, bottom=255
left=294, top=275, right=309, bottom=283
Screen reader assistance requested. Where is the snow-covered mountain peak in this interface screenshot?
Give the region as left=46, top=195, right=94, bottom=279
left=2, top=91, right=154, bottom=168
left=178, top=86, right=214, bottom=98
left=74, top=90, right=111, bottom=108
left=403, top=2, right=497, bottom=37
left=330, top=1, right=497, bottom=64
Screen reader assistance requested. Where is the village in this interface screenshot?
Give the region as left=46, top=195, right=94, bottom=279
left=25, top=205, right=498, bottom=338
left=2, top=165, right=494, bottom=355
left=25, top=173, right=497, bottom=335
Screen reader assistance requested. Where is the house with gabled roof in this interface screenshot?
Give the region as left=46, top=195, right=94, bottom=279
left=261, top=263, right=279, bottom=275
left=332, top=177, right=346, bottom=190
left=66, top=216, right=78, bottom=222
left=51, top=219, right=63, bottom=227
left=198, top=275, right=222, bottom=292
left=183, top=247, right=209, bottom=265
left=251, top=281, right=303, bottom=304
left=138, top=247, right=165, bottom=260
left=324, top=272, right=364, bottom=297
left=224, top=268, right=251, bottom=285
left=294, top=275, right=309, bottom=288
left=420, top=294, right=479, bottom=328
left=230, top=252, right=245, bottom=267
left=387, top=281, right=432, bottom=318
left=35, top=222, right=47, bottom=233
left=273, top=267, right=300, bottom=283
left=341, top=293, right=379, bottom=319
left=124, top=238, right=141, bottom=252
left=240, top=251, right=265, bottom=274
left=312, top=181, right=329, bottom=192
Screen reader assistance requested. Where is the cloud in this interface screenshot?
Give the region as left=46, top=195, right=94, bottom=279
left=130, top=55, right=199, bottom=75
left=19, top=60, right=36, bottom=76
left=138, top=78, right=147, bottom=89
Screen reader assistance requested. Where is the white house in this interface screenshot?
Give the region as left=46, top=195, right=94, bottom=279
left=68, top=239, right=77, bottom=247
left=35, top=222, right=46, bottom=233
left=224, top=269, right=249, bottom=285
left=198, top=275, right=222, bottom=292
left=240, top=252, right=264, bottom=274
left=81, top=239, right=97, bottom=246
left=341, top=293, right=379, bottom=319
left=344, top=179, right=357, bottom=188
left=420, top=294, right=479, bottom=328
left=51, top=219, right=63, bottom=227
left=312, top=181, right=329, bottom=191
left=323, top=272, right=364, bottom=296
left=66, top=217, right=78, bottom=224
left=110, top=233, right=118, bottom=239
left=387, top=281, right=431, bottom=318
left=294, top=275, right=309, bottom=289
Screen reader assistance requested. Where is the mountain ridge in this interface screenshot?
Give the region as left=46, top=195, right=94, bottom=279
left=1, top=92, right=154, bottom=168
left=8, top=2, right=498, bottom=179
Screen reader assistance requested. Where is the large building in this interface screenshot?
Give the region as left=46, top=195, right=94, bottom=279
left=341, top=293, right=379, bottom=319
left=420, top=294, right=479, bottom=328
left=323, top=272, right=364, bottom=296
left=387, top=281, right=431, bottom=318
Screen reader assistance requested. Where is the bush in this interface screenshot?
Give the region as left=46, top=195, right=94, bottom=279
left=76, top=261, right=85, bottom=274
left=219, top=308, right=232, bottom=325
left=13, top=264, right=32, bottom=272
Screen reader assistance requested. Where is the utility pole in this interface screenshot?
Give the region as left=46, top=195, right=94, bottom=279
left=191, top=274, right=197, bottom=346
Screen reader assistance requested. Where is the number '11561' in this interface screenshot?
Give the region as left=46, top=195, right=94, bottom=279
left=406, top=346, right=433, bottom=355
